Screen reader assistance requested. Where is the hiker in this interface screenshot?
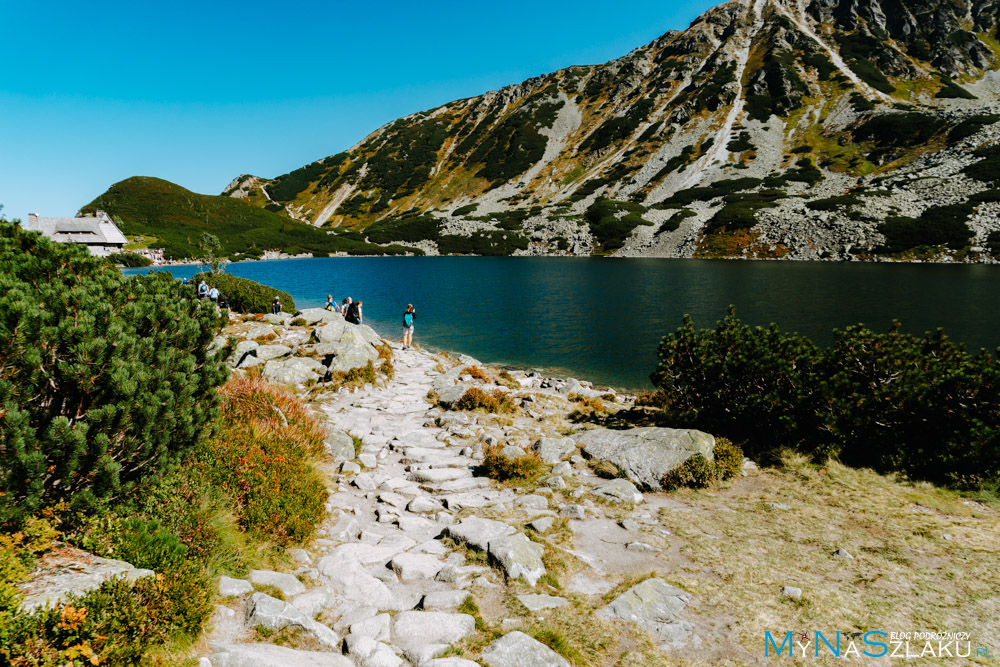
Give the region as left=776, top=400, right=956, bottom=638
left=342, top=297, right=352, bottom=319
left=208, top=285, right=220, bottom=313
left=345, top=299, right=362, bottom=325
left=402, top=304, right=415, bottom=348
left=325, top=294, right=338, bottom=312
left=271, top=296, right=282, bottom=315
left=197, top=280, right=208, bottom=299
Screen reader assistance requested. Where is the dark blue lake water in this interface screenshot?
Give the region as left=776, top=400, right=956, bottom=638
left=125, top=257, right=1000, bottom=390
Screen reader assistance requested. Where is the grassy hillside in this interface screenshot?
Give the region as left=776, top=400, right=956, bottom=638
left=81, top=176, right=416, bottom=259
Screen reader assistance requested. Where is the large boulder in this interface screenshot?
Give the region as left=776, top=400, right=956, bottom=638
left=437, top=384, right=472, bottom=409
left=327, top=327, right=380, bottom=373
left=575, top=427, right=714, bottom=490
left=597, top=578, right=700, bottom=651
left=481, top=631, right=570, bottom=667
left=262, top=357, right=325, bottom=386
left=325, top=430, right=357, bottom=461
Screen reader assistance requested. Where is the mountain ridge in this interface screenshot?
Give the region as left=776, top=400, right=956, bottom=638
left=100, top=0, right=1000, bottom=260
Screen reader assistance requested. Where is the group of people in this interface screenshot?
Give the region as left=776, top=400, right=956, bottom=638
left=323, top=294, right=364, bottom=325
left=315, top=294, right=416, bottom=348
left=183, top=278, right=224, bottom=312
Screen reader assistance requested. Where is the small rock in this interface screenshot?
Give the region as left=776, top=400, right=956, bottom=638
left=559, top=505, right=586, bottom=519
left=551, top=462, right=573, bottom=477
left=354, top=473, right=377, bottom=491
left=487, top=533, right=546, bottom=587
left=359, top=453, right=378, bottom=468
left=528, top=517, right=555, bottom=533
left=592, top=478, right=643, bottom=504
left=782, top=586, right=802, bottom=599
left=545, top=476, right=567, bottom=490
left=516, top=594, right=568, bottom=611
left=768, top=502, right=791, bottom=511
left=625, top=542, right=661, bottom=553
left=620, top=519, right=640, bottom=532
left=248, top=570, right=306, bottom=598
left=832, top=548, right=854, bottom=559
left=422, top=589, right=470, bottom=610
left=390, top=553, right=445, bottom=582
left=341, top=461, right=362, bottom=474
left=516, top=495, right=548, bottom=510
left=218, top=576, right=253, bottom=597
left=350, top=613, right=391, bottom=641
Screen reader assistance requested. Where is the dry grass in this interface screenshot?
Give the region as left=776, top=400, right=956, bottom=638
left=651, top=451, right=1000, bottom=664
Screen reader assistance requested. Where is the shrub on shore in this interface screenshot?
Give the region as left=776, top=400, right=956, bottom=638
left=0, top=222, right=229, bottom=526
left=191, top=271, right=295, bottom=313
left=107, top=252, right=152, bottom=267
left=478, top=444, right=544, bottom=482
left=662, top=439, right=744, bottom=490
left=455, top=387, right=518, bottom=413
left=651, top=309, right=1000, bottom=489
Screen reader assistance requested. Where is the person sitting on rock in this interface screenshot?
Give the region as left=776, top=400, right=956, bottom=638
left=345, top=299, right=362, bottom=325
left=342, top=297, right=351, bottom=319
left=271, top=296, right=282, bottom=315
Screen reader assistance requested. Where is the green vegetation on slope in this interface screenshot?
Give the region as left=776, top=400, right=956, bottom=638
left=81, top=176, right=412, bottom=259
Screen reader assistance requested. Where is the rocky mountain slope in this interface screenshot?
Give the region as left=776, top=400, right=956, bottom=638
left=226, top=0, right=1000, bottom=261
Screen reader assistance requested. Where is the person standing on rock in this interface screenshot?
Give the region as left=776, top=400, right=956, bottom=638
left=402, top=304, right=415, bottom=348
left=198, top=280, right=208, bottom=299
left=345, top=299, right=362, bottom=325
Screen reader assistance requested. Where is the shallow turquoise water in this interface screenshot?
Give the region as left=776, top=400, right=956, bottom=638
left=126, top=257, right=1000, bottom=390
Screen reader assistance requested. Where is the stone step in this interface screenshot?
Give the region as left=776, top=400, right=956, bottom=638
left=408, top=468, right=473, bottom=483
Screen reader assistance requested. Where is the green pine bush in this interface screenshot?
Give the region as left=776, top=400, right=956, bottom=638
left=0, top=222, right=229, bottom=525
left=191, top=271, right=295, bottom=313
left=651, top=310, right=1000, bottom=488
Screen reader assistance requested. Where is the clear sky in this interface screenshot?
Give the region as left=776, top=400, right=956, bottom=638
left=1, top=0, right=719, bottom=221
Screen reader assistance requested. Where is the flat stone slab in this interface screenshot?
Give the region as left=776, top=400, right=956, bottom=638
left=597, top=578, right=700, bottom=650
left=248, top=569, right=306, bottom=598
left=576, top=427, right=714, bottom=490
left=446, top=516, right=516, bottom=551
left=488, top=534, right=546, bottom=587
left=410, top=468, right=473, bottom=483
left=392, top=611, right=476, bottom=649
left=422, top=589, right=471, bottom=610
left=591, top=478, right=644, bottom=504
left=481, top=631, right=570, bottom=667
left=218, top=575, right=253, bottom=597
left=245, top=592, right=339, bottom=648
left=390, top=553, right=445, bottom=582
left=16, top=542, right=154, bottom=612
left=517, top=594, right=568, bottom=611
left=422, top=477, right=492, bottom=493
left=317, top=555, right=394, bottom=609
left=209, top=643, right=353, bottom=667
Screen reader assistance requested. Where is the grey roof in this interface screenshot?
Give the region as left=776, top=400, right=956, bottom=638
left=23, top=211, right=128, bottom=246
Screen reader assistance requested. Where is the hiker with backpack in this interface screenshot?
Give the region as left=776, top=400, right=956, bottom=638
left=345, top=299, right=363, bottom=325
left=402, top=304, right=415, bottom=348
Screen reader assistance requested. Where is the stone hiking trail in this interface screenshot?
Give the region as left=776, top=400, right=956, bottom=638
left=198, top=313, right=739, bottom=666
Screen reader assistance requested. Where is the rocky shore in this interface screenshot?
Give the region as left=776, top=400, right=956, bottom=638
left=194, top=309, right=734, bottom=665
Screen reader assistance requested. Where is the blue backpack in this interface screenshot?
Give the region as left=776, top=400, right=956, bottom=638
left=403, top=312, right=414, bottom=327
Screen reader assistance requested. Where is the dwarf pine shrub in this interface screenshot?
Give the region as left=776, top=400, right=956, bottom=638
left=652, top=309, right=1000, bottom=488
left=191, top=271, right=295, bottom=313
left=0, top=222, right=229, bottom=525
left=455, top=387, right=518, bottom=413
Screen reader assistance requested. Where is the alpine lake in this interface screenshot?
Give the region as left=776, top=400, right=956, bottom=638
left=126, top=256, right=1000, bottom=390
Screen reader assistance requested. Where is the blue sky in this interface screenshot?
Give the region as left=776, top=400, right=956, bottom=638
left=1, top=0, right=718, bottom=220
